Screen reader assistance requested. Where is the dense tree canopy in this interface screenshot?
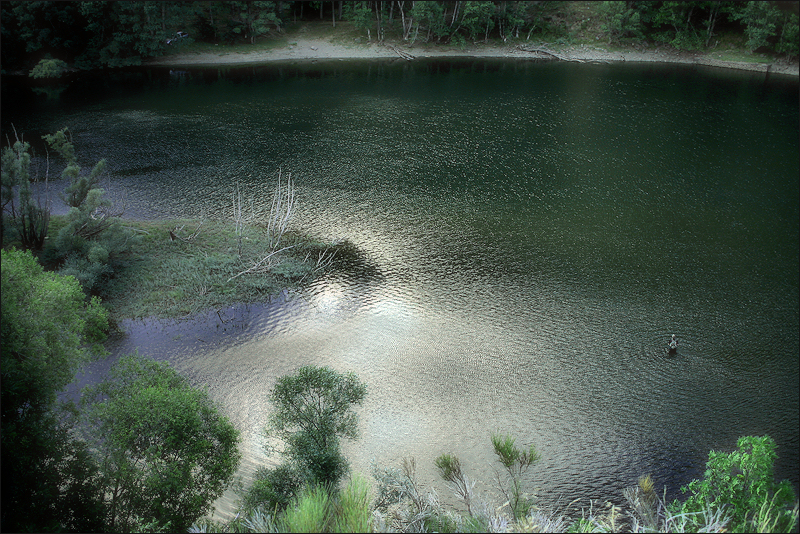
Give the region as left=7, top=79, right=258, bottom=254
left=80, top=353, right=242, bottom=532
left=1, top=247, right=108, bottom=425
left=1, top=251, right=239, bottom=531
left=1, top=1, right=797, bottom=73
left=1, top=247, right=108, bottom=532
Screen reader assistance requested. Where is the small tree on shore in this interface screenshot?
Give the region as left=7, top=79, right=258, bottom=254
left=242, top=366, right=367, bottom=515
left=43, top=127, right=135, bottom=292
left=1, top=128, right=51, bottom=250
left=80, top=354, right=241, bottom=532
left=491, top=431, right=540, bottom=520
left=267, top=366, right=367, bottom=489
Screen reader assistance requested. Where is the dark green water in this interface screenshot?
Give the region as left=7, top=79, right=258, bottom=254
left=4, top=58, right=798, bottom=519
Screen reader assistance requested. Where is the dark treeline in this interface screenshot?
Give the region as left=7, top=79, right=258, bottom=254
left=1, top=1, right=798, bottom=74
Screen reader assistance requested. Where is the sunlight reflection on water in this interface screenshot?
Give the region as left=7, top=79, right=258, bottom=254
left=26, top=59, right=797, bottom=523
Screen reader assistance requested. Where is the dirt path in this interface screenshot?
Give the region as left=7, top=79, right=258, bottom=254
left=147, top=34, right=799, bottom=77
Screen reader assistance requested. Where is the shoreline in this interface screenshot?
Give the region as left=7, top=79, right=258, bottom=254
left=146, top=34, right=799, bottom=77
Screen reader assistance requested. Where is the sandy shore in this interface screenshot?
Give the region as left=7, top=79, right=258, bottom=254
left=147, top=34, right=799, bottom=76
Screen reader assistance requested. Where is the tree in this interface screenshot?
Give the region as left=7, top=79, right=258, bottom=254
left=775, top=11, right=799, bottom=58
left=0, top=1, right=83, bottom=71
left=652, top=1, right=704, bottom=50
left=80, top=354, right=241, bottom=532
left=1, top=130, right=50, bottom=250
left=730, top=1, right=798, bottom=56
left=42, top=127, right=136, bottom=293
left=409, top=1, right=449, bottom=43
left=1, top=247, right=108, bottom=532
left=228, top=1, right=282, bottom=45
left=29, top=57, right=69, bottom=79
left=491, top=432, right=540, bottom=520
left=674, top=435, right=798, bottom=532
left=600, top=1, right=651, bottom=42
left=343, top=1, right=373, bottom=40
left=497, top=1, right=527, bottom=41
left=266, top=366, right=367, bottom=488
left=461, top=1, right=497, bottom=42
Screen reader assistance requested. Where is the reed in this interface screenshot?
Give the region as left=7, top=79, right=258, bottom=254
left=280, top=484, right=331, bottom=533
left=333, top=475, right=373, bottom=533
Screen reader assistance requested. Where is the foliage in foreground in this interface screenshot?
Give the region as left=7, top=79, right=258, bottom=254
left=79, top=353, right=241, bottom=533
left=202, top=429, right=797, bottom=533
left=238, top=366, right=368, bottom=518
left=1, top=251, right=241, bottom=532
left=0, top=247, right=109, bottom=532
left=673, top=435, right=798, bottom=533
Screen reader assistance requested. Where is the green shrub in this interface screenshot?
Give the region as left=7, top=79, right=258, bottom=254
left=491, top=432, right=540, bottom=520
left=29, top=58, right=69, bottom=79
left=599, top=1, right=648, bottom=41
left=333, top=475, right=372, bottom=533
left=673, top=435, right=798, bottom=533
left=241, top=464, right=303, bottom=514
left=281, top=484, right=331, bottom=533
left=267, top=366, right=367, bottom=489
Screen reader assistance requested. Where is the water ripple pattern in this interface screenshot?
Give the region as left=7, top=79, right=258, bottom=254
left=7, top=59, right=796, bottom=521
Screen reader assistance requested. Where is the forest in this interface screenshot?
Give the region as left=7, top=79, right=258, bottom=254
left=2, top=1, right=798, bottom=74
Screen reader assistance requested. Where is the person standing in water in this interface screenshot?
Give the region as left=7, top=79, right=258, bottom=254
left=668, top=334, right=678, bottom=352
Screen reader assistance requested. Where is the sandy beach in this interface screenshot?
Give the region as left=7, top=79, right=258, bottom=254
left=147, top=32, right=799, bottom=77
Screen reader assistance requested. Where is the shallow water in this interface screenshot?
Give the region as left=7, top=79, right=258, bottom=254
left=6, top=58, right=797, bottom=521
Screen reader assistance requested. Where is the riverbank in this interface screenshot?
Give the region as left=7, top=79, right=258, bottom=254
left=147, top=23, right=799, bottom=77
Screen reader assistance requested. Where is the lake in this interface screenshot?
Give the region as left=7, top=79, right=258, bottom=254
left=3, top=58, right=798, bottom=521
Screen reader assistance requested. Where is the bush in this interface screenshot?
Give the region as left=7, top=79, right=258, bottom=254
left=266, top=366, right=367, bottom=489
left=1, top=247, right=108, bottom=532
left=42, top=128, right=136, bottom=293
left=241, top=464, right=303, bottom=514
left=672, top=435, right=798, bottom=533
left=80, top=354, right=241, bottom=532
left=29, top=58, right=69, bottom=78
left=599, top=1, right=648, bottom=42
left=280, top=484, right=331, bottom=533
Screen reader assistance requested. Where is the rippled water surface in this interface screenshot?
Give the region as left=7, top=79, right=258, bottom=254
left=5, top=59, right=798, bottom=520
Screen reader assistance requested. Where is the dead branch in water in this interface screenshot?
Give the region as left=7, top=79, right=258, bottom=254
left=298, top=248, right=338, bottom=284
left=226, top=244, right=297, bottom=283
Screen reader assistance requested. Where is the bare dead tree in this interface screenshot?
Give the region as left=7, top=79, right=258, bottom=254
left=266, top=169, right=295, bottom=250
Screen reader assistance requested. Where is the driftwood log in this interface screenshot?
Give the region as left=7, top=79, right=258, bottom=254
left=384, top=43, right=415, bottom=61
left=515, top=45, right=614, bottom=64
left=515, top=45, right=586, bottom=62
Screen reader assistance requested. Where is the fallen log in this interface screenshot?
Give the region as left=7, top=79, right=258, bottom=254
left=515, top=45, right=587, bottom=63
left=384, top=43, right=415, bottom=60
